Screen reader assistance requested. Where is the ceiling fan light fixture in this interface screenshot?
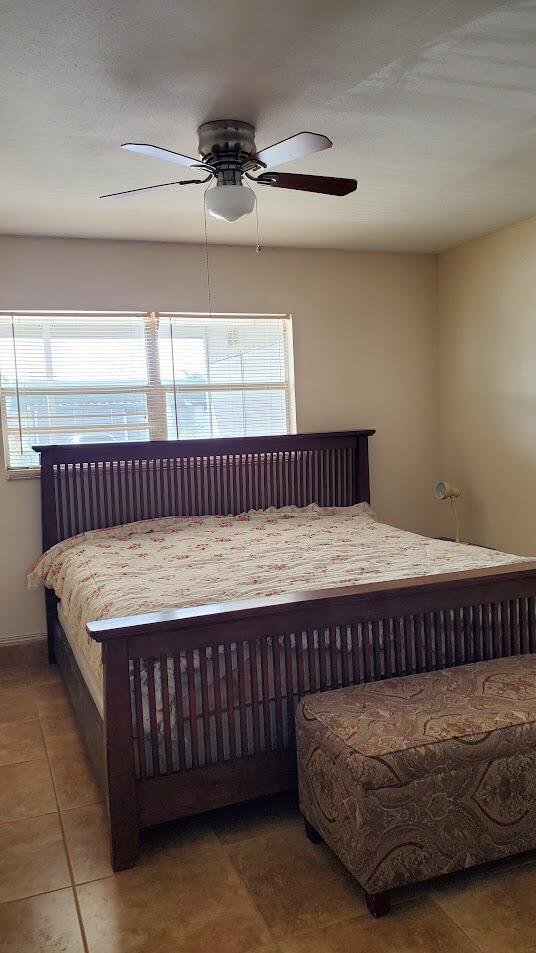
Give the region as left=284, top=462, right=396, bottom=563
left=205, top=184, right=256, bottom=222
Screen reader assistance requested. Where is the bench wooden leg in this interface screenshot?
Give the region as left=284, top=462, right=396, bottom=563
left=303, top=817, right=323, bottom=844
left=365, top=890, right=391, bottom=918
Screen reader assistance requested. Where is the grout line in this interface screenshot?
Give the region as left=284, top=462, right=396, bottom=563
left=0, top=884, right=77, bottom=907
left=220, top=826, right=370, bottom=944
left=431, top=898, right=488, bottom=953
left=38, top=694, right=91, bottom=953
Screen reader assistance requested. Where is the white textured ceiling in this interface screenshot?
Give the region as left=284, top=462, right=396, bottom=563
left=1, top=0, right=536, bottom=251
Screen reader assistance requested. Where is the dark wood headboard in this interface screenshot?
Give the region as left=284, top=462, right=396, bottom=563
left=34, top=430, right=375, bottom=551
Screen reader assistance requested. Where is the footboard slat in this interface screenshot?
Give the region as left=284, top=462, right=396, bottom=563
left=236, top=641, right=249, bottom=758
left=512, top=599, right=521, bottom=656
left=159, top=654, right=173, bottom=773
left=529, top=597, right=536, bottom=652
left=341, top=625, right=351, bottom=685
left=423, top=613, right=433, bottom=671
left=463, top=606, right=474, bottom=664
left=132, top=659, right=146, bottom=780
left=363, top=621, right=373, bottom=681
left=212, top=644, right=225, bottom=762
left=199, top=648, right=212, bottom=765
left=249, top=639, right=261, bottom=753
left=482, top=603, right=492, bottom=660
left=521, top=598, right=530, bottom=654
left=186, top=650, right=199, bottom=768
left=284, top=634, right=295, bottom=746
left=492, top=602, right=501, bottom=657
left=307, top=630, right=317, bottom=692
left=454, top=608, right=463, bottom=666
left=272, top=636, right=284, bottom=750
left=501, top=601, right=511, bottom=656
left=224, top=643, right=237, bottom=761
left=295, top=632, right=306, bottom=698
left=371, top=620, right=382, bottom=680
left=146, top=659, right=160, bottom=777
left=173, top=653, right=186, bottom=771
left=260, top=637, right=272, bottom=751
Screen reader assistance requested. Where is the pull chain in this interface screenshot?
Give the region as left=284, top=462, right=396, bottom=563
left=203, top=184, right=213, bottom=316
left=255, top=189, right=262, bottom=254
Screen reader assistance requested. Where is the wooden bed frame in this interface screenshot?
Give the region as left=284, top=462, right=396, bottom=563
left=34, top=430, right=536, bottom=871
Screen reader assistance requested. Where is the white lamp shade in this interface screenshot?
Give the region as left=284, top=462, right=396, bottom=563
left=205, top=185, right=256, bottom=222
left=435, top=481, right=461, bottom=501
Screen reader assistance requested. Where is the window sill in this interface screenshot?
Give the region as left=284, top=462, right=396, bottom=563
left=3, top=468, right=40, bottom=481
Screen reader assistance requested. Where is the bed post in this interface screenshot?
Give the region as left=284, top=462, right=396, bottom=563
left=38, top=449, right=59, bottom=663
left=102, top=638, right=139, bottom=870
left=355, top=433, right=371, bottom=504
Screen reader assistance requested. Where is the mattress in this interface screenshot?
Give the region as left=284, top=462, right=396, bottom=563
left=29, top=502, right=529, bottom=707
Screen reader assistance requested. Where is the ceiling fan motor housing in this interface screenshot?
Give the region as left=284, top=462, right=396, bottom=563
left=197, top=120, right=261, bottom=185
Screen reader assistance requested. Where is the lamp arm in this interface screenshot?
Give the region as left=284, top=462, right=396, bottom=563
left=450, top=497, right=460, bottom=544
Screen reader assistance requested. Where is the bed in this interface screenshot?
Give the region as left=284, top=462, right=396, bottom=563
left=32, top=431, right=536, bottom=871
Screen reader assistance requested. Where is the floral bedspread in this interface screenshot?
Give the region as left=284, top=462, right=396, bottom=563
left=27, top=504, right=528, bottom=688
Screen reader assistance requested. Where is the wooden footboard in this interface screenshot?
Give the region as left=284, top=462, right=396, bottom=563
left=88, top=561, right=536, bottom=870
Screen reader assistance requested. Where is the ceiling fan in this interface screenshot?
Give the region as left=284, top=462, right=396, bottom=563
left=100, top=120, right=357, bottom=222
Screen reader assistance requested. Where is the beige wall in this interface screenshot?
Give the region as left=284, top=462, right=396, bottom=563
left=438, top=215, right=536, bottom=555
left=0, top=236, right=441, bottom=640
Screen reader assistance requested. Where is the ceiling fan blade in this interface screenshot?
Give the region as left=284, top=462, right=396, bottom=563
left=100, top=177, right=210, bottom=199
left=253, top=132, right=332, bottom=169
left=255, top=172, right=357, bottom=196
left=121, top=143, right=200, bottom=168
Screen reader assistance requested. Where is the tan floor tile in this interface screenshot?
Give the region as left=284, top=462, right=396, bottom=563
left=40, top=700, right=78, bottom=739
left=23, top=640, right=49, bottom=667
left=249, top=947, right=281, bottom=953
left=226, top=823, right=365, bottom=939
left=35, top=680, right=69, bottom=713
left=0, top=719, right=45, bottom=766
left=0, top=676, right=32, bottom=695
left=45, top=725, right=84, bottom=759
left=29, top=662, right=63, bottom=687
left=279, top=898, right=479, bottom=952
left=78, top=847, right=271, bottom=953
left=140, top=813, right=222, bottom=865
left=249, top=947, right=282, bottom=953
left=435, top=862, right=536, bottom=953
left=0, top=664, right=30, bottom=685
left=48, top=731, right=102, bottom=810
left=0, top=813, right=70, bottom=903
left=0, top=759, right=57, bottom=822
left=62, top=802, right=113, bottom=884
left=0, top=645, right=30, bottom=667
left=0, top=887, right=85, bottom=953
left=211, top=791, right=301, bottom=845
left=0, top=683, right=37, bottom=726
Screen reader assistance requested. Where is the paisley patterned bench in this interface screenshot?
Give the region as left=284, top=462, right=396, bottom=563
left=296, top=654, right=536, bottom=917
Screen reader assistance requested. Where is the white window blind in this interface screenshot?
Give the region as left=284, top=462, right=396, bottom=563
left=0, top=312, right=295, bottom=472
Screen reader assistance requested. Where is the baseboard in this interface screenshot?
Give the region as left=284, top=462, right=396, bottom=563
left=0, top=632, right=46, bottom=647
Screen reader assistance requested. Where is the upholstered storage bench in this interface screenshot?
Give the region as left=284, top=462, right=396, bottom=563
left=296, top=655, right=536, bottom=917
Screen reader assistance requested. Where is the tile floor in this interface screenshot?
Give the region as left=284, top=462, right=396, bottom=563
left=1, top=640, right=536, bottom=952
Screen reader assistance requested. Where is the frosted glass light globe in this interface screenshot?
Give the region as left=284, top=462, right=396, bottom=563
left=205, top=185, right=256, bottom=222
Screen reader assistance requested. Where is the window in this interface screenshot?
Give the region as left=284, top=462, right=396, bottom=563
left=0, top=312, right=295, bottom=472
